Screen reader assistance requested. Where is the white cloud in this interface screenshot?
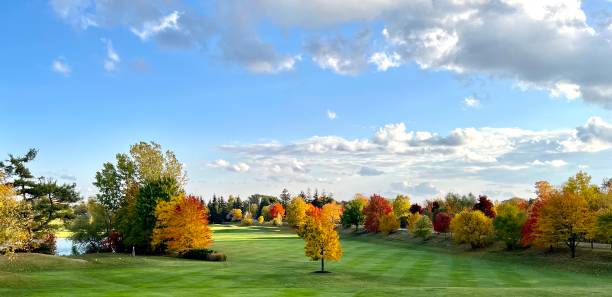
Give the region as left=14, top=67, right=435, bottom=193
left=369, top=51, right=401, bottom=71
left=390, top=181, right=440, bottom=197
left=358, top=166, right=384, bottom=176
left=103, top=39, right=120, bottom=72
left=208, top=159, right=250, bottom=173
left=52, top=58, right=71, bottom=76
left=532, top=159, right=568, bottom=167
left=463, top=96, right=480, bottom=108
left=326, top=110, right=337, bottom=120
left=130, top=11, right=182, bottom=41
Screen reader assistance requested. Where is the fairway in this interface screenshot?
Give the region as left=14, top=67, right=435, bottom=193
left=1, top=225, right=611, bottom=297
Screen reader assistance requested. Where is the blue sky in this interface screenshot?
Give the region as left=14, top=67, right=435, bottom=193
left=3, top=1, right=612, bottom=202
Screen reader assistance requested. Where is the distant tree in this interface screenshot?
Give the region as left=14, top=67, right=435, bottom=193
left=341, top=194, right=368, bottom=231
left=378, top=213, right=399, bottom=235
left=129, top=141, right=186, bottom=185
left=279, top=188, right=291, bottom=207
left=433, top=212, right=451, bottom=233
left=230, top=208, right=243, bottom=221
left=521, top=181, right=555, bottom=246
left=151, top=194, right=212, bottom=254
left=450, top=210, right=494, bottom=249
left=595, top=210, right=612, bottom=249
left=406, top=212, right=422, bottom=233
left=321, top=202, right=343, bottom=225
left=535, top=191, right=589, bottom=258
left=392, top=194, right=411, bottom=220
left=473, top=195, right=496, bottom=218
left=364, top=194, right=392, bottom=233
left=409, top=204, right=422, bottom=214
left=242, top=212, right=254, bottom=226
left=300, top=207, right=342, bottom=273
left=287, top=197, right=309, bottom=227
left=414, top=216, right=433, bottom=239
left=261, top=205, right=272, bottom=221
left=493, top=202, right=527, bottom=249
left=69, top=199, right=107, bottom=253
left=443, top=192, right=476, bottom=215
left=311, top=190, right=334, bottom=208
left=270, top=202, right=285, bottom=219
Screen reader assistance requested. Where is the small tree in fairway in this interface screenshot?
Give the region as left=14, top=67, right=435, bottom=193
left=301, top=207, right=342, bottom=273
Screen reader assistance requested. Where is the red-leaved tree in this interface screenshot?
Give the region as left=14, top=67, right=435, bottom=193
left=409, top=204, right=423, bottom=214
left=473, top=195, right=496, bottom=218
left=433, top=212, right=451, bottom=233
left=270, top=202, right=286, bottom=218
left=364, top=194, right=392, bottom=233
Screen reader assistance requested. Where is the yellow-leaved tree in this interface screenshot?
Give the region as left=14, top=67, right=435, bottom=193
left=406, top=212, right=422, bottom=233
left=151, top=194, right=212, bottom=253
left=286, top=197, right=309, bottom=227
left=321, top=201, right=343, bottom=225
left=392, top=194, right=411, bottom=220
left=535, top=190, right=589, bottom=258
left=301, top=207, right=342, bottom=273
left=0, top=179, right=32, bottom=254
left=450, top=210, right=493, bottom=249
left=378, top=213, right=400, bottom=235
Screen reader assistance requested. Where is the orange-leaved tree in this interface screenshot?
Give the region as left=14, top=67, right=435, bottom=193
left=151, top=194, right=212, bottom=253
left=270, top=202, right=286, bottom=219
left=521, top=181, right=555, bottom=246
left=364, top=194, right=392, bottom=233
left=301, top=206, right=342, bottom=272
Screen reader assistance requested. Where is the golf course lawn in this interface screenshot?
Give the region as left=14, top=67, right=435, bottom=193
left=1, top=225, right=611, bottom=297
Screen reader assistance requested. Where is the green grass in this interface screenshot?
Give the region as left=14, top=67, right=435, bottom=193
left=1, top=225, right=611, bottom=296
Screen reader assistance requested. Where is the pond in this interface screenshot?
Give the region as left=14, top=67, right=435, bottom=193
left=55, top=237, right=84, bottom=256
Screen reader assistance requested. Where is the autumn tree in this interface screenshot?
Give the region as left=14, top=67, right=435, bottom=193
left=393, top=194, right=411, bottom=227
left=321, top=201, right=343, bottom=225
left=270, top=202, right=285, bottom=219
left=0, top=178, right=32, bottom=254
left=450, top=210, right=494, bottom=249
left=287, top=197, right=309, bottom=228
left=300, top=207, right=342, bottom=273
left=433, top=212, right=451, bottom=233
left=443, top=192, right=476, bottom=215
left=364, top=194, right=392, bottom=233
left=521, top=181, right=555, bottom=246
left=341, top=194, right=368, bottom=231
left=409, top=203, right=422, bottom=214
left=473, top=195, right=496, bottom=218
left=279, top=188, right=291, bottom=207
left=69, top=199, right=108, bottom=252
left=535, top=191, right=589, bottom=258
left=230, top=208, right=243, bottom=221
left=414, top=216, right=433, bottom=239
left=406, top=212, right=422, bottom=233
left=595, top=210, right=612, bottom=249
left=493, top=202, right=527, bottom=249
left=379, top=213, right=400, bottom=235
left=151, top=194, right=212, bottom=254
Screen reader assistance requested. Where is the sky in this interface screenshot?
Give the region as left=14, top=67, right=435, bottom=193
left=3, top=0, right=612, bottom=202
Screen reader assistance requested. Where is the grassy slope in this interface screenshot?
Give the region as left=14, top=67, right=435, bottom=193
left=0, top=225, right=610, bottom=297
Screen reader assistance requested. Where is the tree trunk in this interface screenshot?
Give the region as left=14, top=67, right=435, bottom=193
left=321, top=258, right=325, bottom=272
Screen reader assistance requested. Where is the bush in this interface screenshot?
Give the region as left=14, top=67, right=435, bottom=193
left=181, top=248, right=226, bottom=261
left=257, top=216, right=265, bottom=224
left=242, top=212, right=254, bottom=226
left=378, top=213, right=399, bottom=235
left=32, top=233, right=56, bottom=255
left=180, top=248, right=214, bottom=260
left=450, top=210, right=494, bottom=249
left=406, top=213, right=422, bottom=233
left=271, top=214, right=283, bottom=226
left=414, top=216, right=433, bottom=239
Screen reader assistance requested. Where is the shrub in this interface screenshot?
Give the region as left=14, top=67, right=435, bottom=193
left=378, top=213, right=399, bottom=235
left=242, top=212, right=253, bottom=226
left=271, top=214, right=283, bottom=226
left=181, top=249, right=227, bottom=261
left=181, top=248, right=214, bottom=260
left=33, top=233, right=57, bottom=255
left=257, top=216, right=265, bottom=224
left=414, top=216, right=433, bottom=239
left=406, top=213, right=422, bottom=233
left=450, top=210, right=494, bottom=249
left=230, top=208, right=243, bottom=221
left=433, top=212, right=451, bottom=233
